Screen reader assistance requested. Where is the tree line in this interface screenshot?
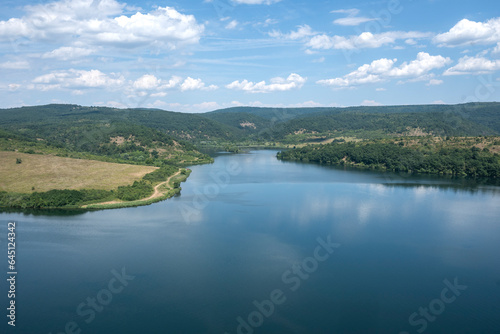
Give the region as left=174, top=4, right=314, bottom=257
left=277, top=141, right=500, bottom=178
left=0, top=166, right=181, bottom=209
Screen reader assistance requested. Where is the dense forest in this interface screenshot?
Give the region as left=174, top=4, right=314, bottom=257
left=277, top=138, right=500, bottom=178
left=204, top=102, right=500, bottom=142
left=1, top=103, right=500, bottom=149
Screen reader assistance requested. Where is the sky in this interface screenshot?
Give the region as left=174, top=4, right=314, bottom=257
left=0, top=0, right=499, bottom=113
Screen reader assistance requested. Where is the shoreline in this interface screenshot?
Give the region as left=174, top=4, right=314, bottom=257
left=0, top=169, right=192, bottom=211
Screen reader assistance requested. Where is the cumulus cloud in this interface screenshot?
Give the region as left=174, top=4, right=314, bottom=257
left=444, top=55, right=500, bottom=75
left=0, top=0, right=204, bottom=50
left=317, top=52, right=450, bottom=87
left=226, top=73, right=306, bottom=93
left=317, top=58, right=396, bottom=87
left=132, top=74, right=162, bottom=90
left=180, top=77, right=218, bottom=91
left=387, top=52, right=452, bottom=77
left=26, top=70, right=219, bottom=94
left=331, top=8, right=377, bottom=26
left=42, top=46, right=95, bottom=60
left=269, top=25, right=315, bottom=40
left=307, top=31, right=432, bottom=50
left=433, top=17, right=500, bottom=47
left=31, top=69, right=125, bottom=89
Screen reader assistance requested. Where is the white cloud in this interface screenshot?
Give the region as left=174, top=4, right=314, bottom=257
left=226, top=73, right=306, bottom=93
left=334, top=17, right=377, bottom=26
left=261, top=18, right=278, bottom=27
left=361, top=100, right=382, bottom=106
left=317, top=52, right=450, bottom=87
left=225, top=20, right=238, bottom=29
left=433, top=17, right=500, bottom=47
left=0, top=0, right=204, bottom=50
left=331, top=8, right=377, bottom=26
left=232, top=0, right=281, bottom=4
left=317, top=58, right=396, bottom=87
left=42, top=46, right=95, bottom=60
left=161, top=76, right=184, bottom=90
left=387, top=52, right=452, bottom=77
left=133, top=74, right=162, bottom=90
left=180, top=77, right=218, bottom=91
left=376, top=87, right=386, bottom=91
left=8, top=84, right=21, bottom=91
left=304, top=49, right=318, bottom=55
left=330, top=9, right=359, bottom=15
left=492, top=42, right=500, bottom=56
left=426, top=79, right=443, bottom=86
left=307, top=31, right=432, bottom=50
left=269, top=25, right=315, bottom=40
left=150, top=92, right=168, bottom=97
left=31, top=69, right=124, bottom=89
left=0, top=60, right=30, bottom=69
left=269, top=25, right=432, bottom=50
left=444, top=55, right=500, bottom=75
left=131, top=75, right=182, bottom=92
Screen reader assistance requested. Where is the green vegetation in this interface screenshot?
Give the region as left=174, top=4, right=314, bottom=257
left=0, top=165, right=184, bottom=209
left=116, top=181, right=153, bottom=201
left=277, top=137, right=500, bottom=178
left=0, top=106, right=213, bottom=167
left=201, top=102, right=500, bottom=145
left=2, top=102, right=500, bottom=209
left=0, top=151, right=157, bottom=193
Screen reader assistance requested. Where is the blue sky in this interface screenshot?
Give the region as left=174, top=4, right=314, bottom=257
left=0, top=0, right=499, bottom=112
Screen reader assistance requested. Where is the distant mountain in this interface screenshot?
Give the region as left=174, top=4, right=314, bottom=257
left=205, top=106, right=338, bottom=121
left=205, top=103, right=500, bottom=139
left=0, top=104, right=240, bottom=141
left=1, top=103, right=499, bottom=150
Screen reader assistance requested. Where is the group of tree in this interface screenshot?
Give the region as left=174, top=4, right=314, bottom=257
left=277, top=141, right=500, bottom=178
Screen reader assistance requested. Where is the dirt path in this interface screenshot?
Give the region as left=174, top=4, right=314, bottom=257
left=143, top=170, right=181, bottom=201
left=82, top=170, right=181, bottom=208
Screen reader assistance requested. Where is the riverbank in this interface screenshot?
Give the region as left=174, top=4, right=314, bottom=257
left=277, top=137, right=500, bottom=179
left=82, top=170, right=190, bottom=210
left=0, top=166, right=192, bottom=211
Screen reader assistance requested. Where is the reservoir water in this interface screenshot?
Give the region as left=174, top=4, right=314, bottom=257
left=2, top=150, right=500, bottom=334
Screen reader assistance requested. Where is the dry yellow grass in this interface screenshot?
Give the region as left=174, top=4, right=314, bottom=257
left=0, top=151, right=158, bottom=193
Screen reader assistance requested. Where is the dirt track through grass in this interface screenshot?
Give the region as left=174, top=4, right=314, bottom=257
left=0, top=151, right=157, bottom=193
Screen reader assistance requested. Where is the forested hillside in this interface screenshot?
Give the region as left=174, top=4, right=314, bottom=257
left=0, top=105, right=213, bottom=166
left=1, top=103, right=499, bottom=150
left=277, top=137, right=500, bottom=179
left=206, top=103, right=500, bottom=142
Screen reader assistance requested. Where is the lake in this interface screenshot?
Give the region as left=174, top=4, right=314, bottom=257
left=2, top=150, right=500, bottom=334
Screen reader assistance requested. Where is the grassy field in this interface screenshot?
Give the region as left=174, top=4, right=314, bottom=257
left=0, top=151, right=158, bottom=193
